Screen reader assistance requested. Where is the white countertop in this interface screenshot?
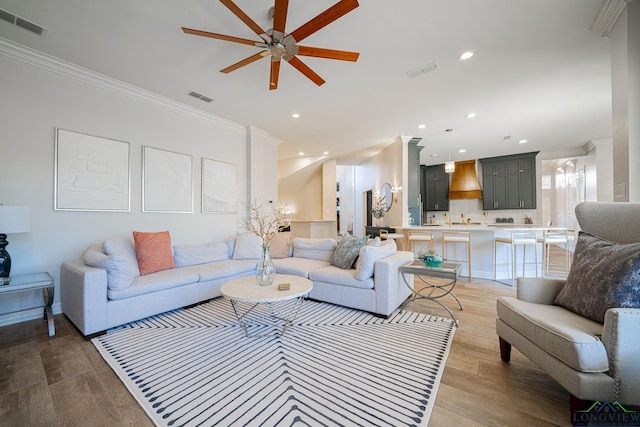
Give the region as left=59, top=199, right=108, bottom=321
left=392, top=224, right=566, bottom=232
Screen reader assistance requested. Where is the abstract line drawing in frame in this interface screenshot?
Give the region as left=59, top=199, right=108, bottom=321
left=202, top=157, right=237, bottom=214
left=54, top=128, right=131, bottom=212
left=142, top=146, right=193, bottom=213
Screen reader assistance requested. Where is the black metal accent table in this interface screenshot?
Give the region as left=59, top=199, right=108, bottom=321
left=399, top=260, right=463, bottom=327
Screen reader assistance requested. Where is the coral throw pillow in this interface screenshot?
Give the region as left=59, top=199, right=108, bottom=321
left=133, top=231, right=175, bottom=275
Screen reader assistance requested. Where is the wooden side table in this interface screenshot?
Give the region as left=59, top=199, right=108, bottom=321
left=0, top=272, right=55, bottom=336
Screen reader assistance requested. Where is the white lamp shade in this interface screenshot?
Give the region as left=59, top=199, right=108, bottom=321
left=0, top=206, right=31, bottom=234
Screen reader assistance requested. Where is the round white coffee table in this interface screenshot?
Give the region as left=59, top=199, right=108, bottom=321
left=220, top=274, right=313, bottom=337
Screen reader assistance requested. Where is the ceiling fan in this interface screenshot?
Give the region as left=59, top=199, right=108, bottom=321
left=182, top=0, right=360, bottom=90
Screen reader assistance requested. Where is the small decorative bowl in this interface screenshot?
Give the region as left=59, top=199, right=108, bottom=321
left=423, top=255, right=443, bottom=267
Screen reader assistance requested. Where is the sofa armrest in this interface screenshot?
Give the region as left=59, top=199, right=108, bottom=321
left=373, top=250, right=414, bottom=316
left=516, top=277, right=566, bottom=305
left=602, top=308, right=640, bottom=404
left=60, top=260, right=109, bottom=336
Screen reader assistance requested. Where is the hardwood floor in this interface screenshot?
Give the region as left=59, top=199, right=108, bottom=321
left=1, top=252, right=574, bottom=426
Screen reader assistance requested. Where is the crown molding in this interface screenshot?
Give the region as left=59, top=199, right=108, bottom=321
left=0, top=37, right=246, bottom=134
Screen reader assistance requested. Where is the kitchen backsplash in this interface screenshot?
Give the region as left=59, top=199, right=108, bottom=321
left=423, top=199, right=539, bottom=225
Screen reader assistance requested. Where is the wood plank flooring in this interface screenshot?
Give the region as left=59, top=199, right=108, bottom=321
left=1, top=251, right=575, bottom=426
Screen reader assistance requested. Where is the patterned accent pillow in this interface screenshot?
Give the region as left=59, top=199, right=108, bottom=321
left=554, top=231, right=640, bottom=323
left=330, top=233, right=369, bottom=270
left=133, top=231, right=176, bottom=275
left=232, top=233, right=263, bottom=260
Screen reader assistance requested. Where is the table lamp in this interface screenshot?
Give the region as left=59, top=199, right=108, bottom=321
left=0, top=206, right=31, bottom=285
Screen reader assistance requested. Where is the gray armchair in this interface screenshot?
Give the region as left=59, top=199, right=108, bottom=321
left=496, top=202, right=640, bottom=422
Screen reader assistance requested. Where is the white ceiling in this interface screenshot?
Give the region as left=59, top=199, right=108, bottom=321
left=0, top=0, right=613, bottom=165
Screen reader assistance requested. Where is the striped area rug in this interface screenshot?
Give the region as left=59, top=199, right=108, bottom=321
left=93, top=298, right=455, bottom=427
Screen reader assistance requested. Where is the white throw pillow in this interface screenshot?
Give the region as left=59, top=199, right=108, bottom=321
left=84, top=243, right=139, bottom=290
left=103, top=238, right=141, bottom=275
left=174, top=242, right=229, bottom=267
left=232, top=233, right=263, bottom=260
left=292, top=238, right=337, bottom=262
left=270, top=232, right=292, bottom=259
left=355, top=244, right=397, bottom=281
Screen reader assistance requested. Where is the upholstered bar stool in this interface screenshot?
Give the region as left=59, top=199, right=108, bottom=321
left=441, top=231, right=471, bottom=281
left=537, top=228, right=570, bottom=276
left=408, top=230, right=433, bottom=256
left=493, top=231, right=539, bottom=286
left=379, top=229, right=405, bottom=250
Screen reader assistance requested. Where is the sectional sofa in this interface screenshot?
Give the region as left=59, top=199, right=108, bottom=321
left=60, top=232, right=414, bottom=337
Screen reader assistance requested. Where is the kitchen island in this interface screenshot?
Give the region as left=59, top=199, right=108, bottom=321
left=390, top=224, right=571, bottom=282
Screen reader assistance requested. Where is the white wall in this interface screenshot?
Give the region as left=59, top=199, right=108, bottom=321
left=353, top=139, right=404, bottom=237
left=0, top=42, right=278, bottom=326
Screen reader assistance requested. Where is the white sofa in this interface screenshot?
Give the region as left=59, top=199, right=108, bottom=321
left=61, top=233, right=414, bottom=337
left=496, top=202, right=640, bottom=419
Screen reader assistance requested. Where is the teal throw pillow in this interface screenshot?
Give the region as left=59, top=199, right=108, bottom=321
left=331, top=233, right=368, bottom=270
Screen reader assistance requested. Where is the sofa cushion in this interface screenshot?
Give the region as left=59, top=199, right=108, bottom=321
left=331, top=233, right=368, bottom=269
left=83, top=244, right=138, bottom=291
left=107, top=268, right=199, bottom=300
left=554, top=231, right=640, bottom=323
left=182, top=260, right=257, bottom=281
left=497, top=296, right=608, bottom=372
left=355, top=244, right=397, bottom=281
left=273, top=257, right=330, bottom=278
left=292, top=238, right=336, bottom=262
left=269, top=232, right=292, bottom=259
left=309, top=265, right=374, bottom=290
left=102, top=237, right=140, bottom=277
left=232, top=232, right=263, bottom=260
left=133, top=231, right=175, bottom=275
left=174, top=242, right=229, bottom=267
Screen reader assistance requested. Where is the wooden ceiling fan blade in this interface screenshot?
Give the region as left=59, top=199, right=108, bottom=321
left=270, top=59, right=281, bottom=90
left=272, top=0, right=289, bottom=34
left=287, top=56, right=326, bottom=86
left=289, top=0, right=359, bottom=43
left=182, top=27, right=263, bottom=47
left=221, top=51, right=269, bottom=74
left=219, top=0, right=269, bottom=40
left=297, top=46, right=359, bottom=62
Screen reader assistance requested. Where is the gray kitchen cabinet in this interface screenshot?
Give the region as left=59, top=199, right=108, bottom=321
left=480, top=152, right=538, bottom=210
left=421, top=164, right=449, bottom=213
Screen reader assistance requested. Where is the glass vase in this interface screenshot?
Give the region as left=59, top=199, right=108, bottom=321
left=256, top=244, right=276, bottom=286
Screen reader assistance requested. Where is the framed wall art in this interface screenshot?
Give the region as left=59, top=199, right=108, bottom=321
left=142, top=146, right=193, bottom=213
left=54, top=128, right=131, bottom=212
left=201, top=157, right=237, bottom=214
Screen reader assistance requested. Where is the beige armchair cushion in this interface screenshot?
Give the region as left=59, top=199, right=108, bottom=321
left=497, top=297, right=608, bottom=372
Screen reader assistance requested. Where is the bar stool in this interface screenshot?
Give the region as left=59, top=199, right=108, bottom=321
left=379, top=229, right=405, bottom=250
left=408, top=230, right=434, bottom=256
left=494, top=231, right=539, bottom=286
left=537, top=229, right=570, bottom=276
left=441, top=231, right=471, bottom=281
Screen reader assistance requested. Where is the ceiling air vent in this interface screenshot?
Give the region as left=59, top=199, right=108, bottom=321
left=186, top=90, right=213, bottom=103
left=0, top=8, right=48, bottom=37
left=406, top=61, right=439, bottom=79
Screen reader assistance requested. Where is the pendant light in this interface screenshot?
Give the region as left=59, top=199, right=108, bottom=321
left=444, top=128, right=455, bottom=173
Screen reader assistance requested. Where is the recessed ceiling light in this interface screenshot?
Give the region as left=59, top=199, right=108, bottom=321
left=459, top=51, right=474, bottom=61
left=298, top=152, right=304, bottom=156
left=430, top=153, right=438, bottom=157
left=518, top=139, right=528, bottom=144
left=458, top=149, right=467, bottom=153
left=466, top=113, right=476, bottom=119
left=323, top=151, right=329, bottom=155
left=291, top=113, right=300, bottom=118
left=418, top=124, right=426, bottom=129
